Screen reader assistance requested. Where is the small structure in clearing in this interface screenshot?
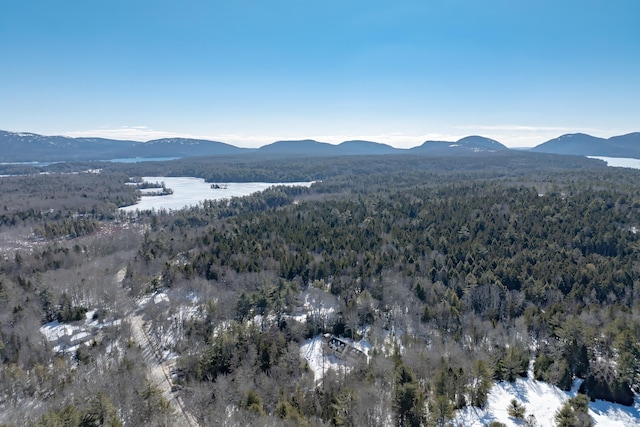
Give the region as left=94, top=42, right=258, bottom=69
left=326, top=335, right=367, bottom=363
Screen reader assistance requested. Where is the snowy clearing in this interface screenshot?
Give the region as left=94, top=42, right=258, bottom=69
left=39, top=310, right=121, bottom=354
left=454, top=370, right=640, bottom=427
left=299, top=335, right=350, bottom=382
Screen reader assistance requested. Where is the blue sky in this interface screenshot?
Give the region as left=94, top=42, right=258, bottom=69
left=1, top=1, right=638, bottom=148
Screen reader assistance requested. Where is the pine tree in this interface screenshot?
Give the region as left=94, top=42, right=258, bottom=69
left=554, top=394, right=592, bottom=427
left=507, top=398, right=526, bottom=419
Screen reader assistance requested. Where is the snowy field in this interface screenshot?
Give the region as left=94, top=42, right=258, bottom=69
left=454, top=369, right=640, bottom=427
left=120, top=177, right=313, bottom=212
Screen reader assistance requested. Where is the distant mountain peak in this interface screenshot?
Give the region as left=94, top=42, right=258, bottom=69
left=557, top=133, right=599, bottom=140
left=13, top=131, right=42, bottom=137
left=337, top=140, right=399, bottom=154
left=264, top=139, right=325, bottom=146
left=458, top=135, right=498, bottom=143
left=531, top=132, right=640, bottom=157
left=145, top=137, right=231, bottom=146
left=257, top=139, right=335, bottom=155
left=456, top=135, right=506, bottom=149
left=409, top=135, right=507, bottom=155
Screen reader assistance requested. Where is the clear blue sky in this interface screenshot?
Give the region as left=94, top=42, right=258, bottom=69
left=1, top=1, right=638, bottom=148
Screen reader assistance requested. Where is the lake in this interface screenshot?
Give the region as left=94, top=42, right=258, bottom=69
left=120, top=177, right=313, bottom=212
left=108, top=157, right=181, bottom=163
left=589, top=156, right=640, bottom=169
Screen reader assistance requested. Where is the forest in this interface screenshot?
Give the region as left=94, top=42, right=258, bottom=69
left=0, top=152, right=639, bottom=426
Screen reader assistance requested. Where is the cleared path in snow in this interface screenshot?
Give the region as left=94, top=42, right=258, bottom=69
left=129, top=315, right=196, bottom=426
left=117, top=268, right=197, bottom=427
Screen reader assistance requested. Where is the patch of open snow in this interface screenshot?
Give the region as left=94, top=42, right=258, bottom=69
left=353, top=338, right=373, bottom=356
left=300, top=335, right=349, bottom=383
left=163, top=350, right=178, bottom=361
left=454, top=373, right=640, bottom=427
left=40, top=321, right=80, bottom=341
left=187, top=291, right=198, bottom=304
left=381, top=328, right=405, bottom=356
left=70, top=331, right=91, bottom=343
left=589, top=396, right=640, bottom=427
left=40, top=311, right=123, bottom=355
left=290, top=312, right=308, bottom=323
left=154, top=292, right=170, bottom=305
left=137, top=294, right=152, bottom=308
left=90, top=319, right=121, bottom=329
left=249, top=313, right=277, bottom=327
left=212, top=320, right=232, bottom=338
left=85, top=317, right=100, bottom=328
left=178, top=305, right=200, bottom=321
left=55, top=344, right=79, bottom=354
left=291, top=290, right=340, bottom=323
left=114, top=268, right=126, bottom=284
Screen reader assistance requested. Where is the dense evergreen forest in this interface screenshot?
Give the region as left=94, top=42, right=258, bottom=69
left=0, top=152, right=639, bottom=426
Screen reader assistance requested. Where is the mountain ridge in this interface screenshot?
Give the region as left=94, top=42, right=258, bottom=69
left=531, top=132, right=640, bottom=157
left=2, top=129, right=639, bottom=162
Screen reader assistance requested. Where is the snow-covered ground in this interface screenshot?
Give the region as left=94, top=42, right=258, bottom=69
left=301, top=334, right=640, bottom=425
left=290, top=289, right=340, bottom=323
left=120, top=177, right=313, bottom=212
left=39, top=310, right=121, bottom=354
left=454, top=369, right=640, bottom=426
left=300, top=336, right=345, bottom=382
left=299, top=334, right=372, bottom=383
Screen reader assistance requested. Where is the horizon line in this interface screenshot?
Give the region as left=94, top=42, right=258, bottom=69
left=3, top=127, right=638, bottom=150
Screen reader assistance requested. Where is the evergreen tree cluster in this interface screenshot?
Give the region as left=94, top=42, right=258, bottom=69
left=128, top=165, right=640, bottom=423
left=2, top=153, right=640, bottom=425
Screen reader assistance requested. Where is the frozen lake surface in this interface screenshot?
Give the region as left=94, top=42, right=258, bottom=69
left=589, top=156, right=640, bottom=169
left=120, top=176, right=313, bottom=212
left=109, top=157, right=181, bottom=163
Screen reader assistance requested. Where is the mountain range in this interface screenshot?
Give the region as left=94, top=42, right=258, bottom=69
left=0, top=131, right=248, bottom=162
left=1, top=130, right=639, bottom=162
left=530, top=132, right=640, bottom=157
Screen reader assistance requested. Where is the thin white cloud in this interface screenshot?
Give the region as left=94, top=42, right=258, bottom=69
left=456, top=125, right=587, bottom=132
left=64, top=126, right=192, bottom=141
left=451, top=124, right=624, bottom=147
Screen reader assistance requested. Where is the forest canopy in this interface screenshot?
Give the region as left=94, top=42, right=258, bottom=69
left=0, top=152, right=639, bottom=426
